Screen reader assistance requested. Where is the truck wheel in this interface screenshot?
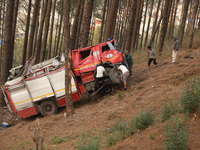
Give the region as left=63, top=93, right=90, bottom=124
left=109, top=68, right=122, bottom=84
left=100, top=84, right=114, bottom=96
left=40, top=100, right=58, bottom=116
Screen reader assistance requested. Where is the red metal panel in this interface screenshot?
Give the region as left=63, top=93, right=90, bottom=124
left=72, top=92, right=80, bottom=102
left=4, top=87, right=16, bottom=113
left=57, top=97, right=66, bottom=107
left=81, top=72, right=95, bottom=84
left=17, top=106, right=38, bottom=118
left=78, top=84, right=86, bottom=94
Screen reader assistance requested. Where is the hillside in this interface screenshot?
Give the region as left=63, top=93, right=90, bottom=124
left=1, top=48, right=200, bottom=150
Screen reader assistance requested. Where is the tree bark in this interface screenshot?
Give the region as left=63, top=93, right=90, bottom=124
left=0, top=0, right=15, bottom=105
left=22, top=0, right=32, bottom=66
left=171, top=0, right=179, bottom=35
left=158, top=0, right=173, bottom=53
left=11, top=0, right=19, bottom=62
left=40, top=0, right=52, bottom=62
left=98, top=0, right=107, bottom=43
left=75, top=4, right=84, bottom=49
left=55, top=7, right=63, bottom=56
left=178, top=0, right=190, bottom=46
left=140, top=0, right=149, bottom=49
left=188, top=0, right=199, bottom=49
left=27, top=0, right=40, bottom=60
left=186, top=0, right=193, bottom=35
left=167, top=0, right=176, bottom=40
left=71, top=0, right=82, bottom=50
left=79, top=0, right=94, bottom=48
left=64, top=0, right=74, bottom=116
left=47, top=0, right=57, bottom=59
left=125, top=0, right=137, bottom=52
left=144, top=0, right=154, bottom=48
left=34, top=0, right=47, bottom=63
left=104, top=0, right=119, bottom=41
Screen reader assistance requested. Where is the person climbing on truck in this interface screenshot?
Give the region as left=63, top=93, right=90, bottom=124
left=117, top=63, right=129, bottom=91
left=124, top=50, right=133, bottom=77
left=94, top=63, right=105, bottom=91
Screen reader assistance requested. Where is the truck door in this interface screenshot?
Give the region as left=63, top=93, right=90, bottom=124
left=79, top=47, right=95, bottom=73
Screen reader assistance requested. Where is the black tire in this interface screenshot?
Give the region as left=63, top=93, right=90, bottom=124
left=109, top=67, right=122, bottom=84
left=100, top=84, right=114, bottom=96
left=40, top=100, right=58, bottom=116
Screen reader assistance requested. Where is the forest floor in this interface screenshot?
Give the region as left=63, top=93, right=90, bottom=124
left=1, top=47, right=200, bottom=150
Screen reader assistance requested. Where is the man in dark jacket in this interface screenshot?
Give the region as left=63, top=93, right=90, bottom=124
left=171, top=36, right=179, bottom=64
left=124, top=50, right=133, bottom=77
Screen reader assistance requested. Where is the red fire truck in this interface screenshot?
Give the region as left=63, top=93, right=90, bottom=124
left=1, top=39, right=128, bottom=118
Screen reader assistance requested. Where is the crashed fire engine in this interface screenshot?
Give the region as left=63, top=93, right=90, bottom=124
left=1, top=39, right=128, bottom=118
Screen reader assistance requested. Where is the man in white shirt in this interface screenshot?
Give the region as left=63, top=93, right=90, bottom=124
left=117, top=63, right=129, bottom=91
left=94, top=64, right=105, bottom=91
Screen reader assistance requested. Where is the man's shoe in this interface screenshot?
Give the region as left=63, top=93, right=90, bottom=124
left=130, top=74, right=134, bottom=77
left=124, top=88, right=127, bottom=91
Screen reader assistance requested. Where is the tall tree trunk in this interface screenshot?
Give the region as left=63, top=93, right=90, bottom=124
left=130, top=0, right=141, bottom=52
left=47, top=0, right=57, bottom=59
left=178, top=0, right=190, bottom=46
left=98, top=0, right=107, bottom=43
left=144, top=0, right=154, bottom=48
left=104, top=0, right=119, bottom=41
left=125, top=0, right=137, bottom=52
left=40, top=0, right=52, bottom=62
left=27, top=0, right=40, bottom=60
left=22, top=0, right=32, bottom=66
left=158, top=0, right=173, bottom=53
left=75, top=4, right=84, bottom=49
left=64, top=0, right=75, bottom=116
left=140, top=0, right=149, bottom=49
left=34, top=0, right=47, bottom=63
left=121, top=0, right=130, bottom=51
left=53, top=15, right=60, bottom=57
left=71, top=0, right=82, bottom=50
left=33, top=5, right=40, bottom=53
left=151, top=0, right=161, bottom=45
left=0, top=0, right=15, bottom=105
left=188, top=0, right=199, bottom=49
left=11, top=0, right=19, bottom=60
left=55, top=8, right=63, bottom=56
left=79, top=0, right=94, bottom=48
left=171, top=0, right=179, bottom=35
left=186, top=0, right=193, bottom=35
left=135, top=0, right=144, bottom=50
left=167, top=0, right=176, bottom=40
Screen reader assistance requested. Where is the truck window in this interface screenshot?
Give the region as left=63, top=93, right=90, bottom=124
left=80, top=49, right=91, bottom=60
left=102, top=42, right=115, bottom=53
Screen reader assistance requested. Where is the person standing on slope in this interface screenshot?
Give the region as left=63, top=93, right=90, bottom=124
left=147, top=46, right=157, bottom=69
left=124, top=50, right=133, bottom=77
left=94, top=64, right=105, bottom=91
left=171, top=36, right=179, bottom=64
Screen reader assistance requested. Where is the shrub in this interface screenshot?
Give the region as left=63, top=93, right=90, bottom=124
left=131, top=109, right=155, bottom=130
left=161, top=101, right=179, bottom=123
left=180, top=77, right=200, bottom=115
left=76, top=131, right=101, bottom=150
left=105, top=119, right=135, bottom=147
left=163, top=116, right=188, bottom=150
left=50, top=134, right=63, bottom=144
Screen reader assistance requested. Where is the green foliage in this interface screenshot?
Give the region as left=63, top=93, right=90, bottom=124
left=118, top=90, right=124, bottom=98
left=131, top=109, right=155, bottom=130
left=149, top=134, right=155, bottom=140
left=50, top=134, right=63, bottom=144
left=105, top=119, right=135, bottom=147
left=180, top=76, right=200, bottom=115
left=161, top=101, right=179, bottom=123
left=163, top=116, right=188, bottom=150
left=76, top=131, right=101, bottom=150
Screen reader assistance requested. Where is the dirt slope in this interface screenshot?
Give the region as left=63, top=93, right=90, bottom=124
left=1, top=48, right=200, bottom=150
